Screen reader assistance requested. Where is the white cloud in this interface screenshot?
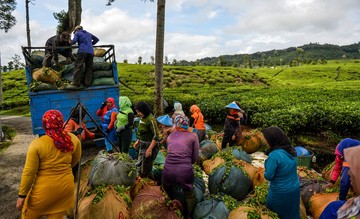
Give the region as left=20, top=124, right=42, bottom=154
left=1, top=0, right=359, bottom=66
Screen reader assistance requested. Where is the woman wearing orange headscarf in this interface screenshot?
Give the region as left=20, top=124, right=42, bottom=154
left=189, top=104, right=206, bottom=143
left=16, top=110, right=81, bottom=218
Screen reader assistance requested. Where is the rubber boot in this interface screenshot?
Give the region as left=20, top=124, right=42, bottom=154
left=184, top=190, right=196, bottom=219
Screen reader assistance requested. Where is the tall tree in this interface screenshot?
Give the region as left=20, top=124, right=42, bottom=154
left=68, top=0, right=81, bottom=32
left=54, top=0, right=81, bottom=33
left=0, top=0, right=16, bottom=33
left=25, top=0, right=35, bottom=51
left=153, top=0, right=165, bottom=116
left=107, top=0, right=165, bottom=116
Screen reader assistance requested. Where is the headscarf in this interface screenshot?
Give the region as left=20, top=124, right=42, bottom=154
left=190, top=105, right=200, bottom=114
left=119, top=96, right=133, bottom=113
left=106, top=97, right=116, bottom=110
left=262, top=126, right=296, bottom=156
left=134, top=101, right=152, bottom=117
left=230, top=109, right=239, bottom=115
left=173, top=101, right=184, bottom=113
left=336, top=138, right=360, bottom=157
left=42, top=110, right=74, bottom=153
left=174, top=115, right=190, bottom=132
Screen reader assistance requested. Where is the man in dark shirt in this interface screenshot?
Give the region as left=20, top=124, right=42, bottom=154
left=42, top=31, right=75, bottom=67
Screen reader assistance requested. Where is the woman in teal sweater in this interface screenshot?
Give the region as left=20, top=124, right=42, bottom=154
left=263, top=126, right=300, bottom=219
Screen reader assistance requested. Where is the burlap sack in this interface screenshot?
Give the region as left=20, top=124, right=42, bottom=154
left=252, top=167, right=266, bottom=188
left=78, top=186, right=130, bottom=219
left=233, top=159, right=258, bottom=181
left=94, top=48, right=106, bottom=57
left=237, top=130, right=262, bottom=153
left=32, top=67, right=62, bottom=84
left=309, top=193, right=339, bottom=219
left=202, top=157, right=225, bottom=175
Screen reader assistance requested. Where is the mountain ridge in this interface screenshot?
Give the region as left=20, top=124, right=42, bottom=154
left=178, top=42, right=360, bottom=66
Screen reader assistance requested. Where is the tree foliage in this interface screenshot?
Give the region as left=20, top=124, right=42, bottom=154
left=0, top=0, right=16, bottom=33
left=53, top=10, right=69, bottom=34
left=178, top=42, right=360, bottom=67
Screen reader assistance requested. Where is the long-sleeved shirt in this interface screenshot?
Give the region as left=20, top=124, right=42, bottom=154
left=96, top=107, right=117, bottom=130
left=136, top=114, right=160, bottom=142
left=162, top=130, right=199, bottom=190
left=330, top=138, right=360, bottom=182
left=18, top=134, right=81, bottom=215
left=44, top=35, right=72, bottom=62
left=70, top=29, right=99, bottom=54
left=223, top=111, right=240, bottom=137
left=63, top=119, right=95, bottom=141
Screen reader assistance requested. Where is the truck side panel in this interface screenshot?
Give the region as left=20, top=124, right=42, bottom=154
left=23, top=45, right=120, bottom=136
left=29, top=84, right=119, bottom=135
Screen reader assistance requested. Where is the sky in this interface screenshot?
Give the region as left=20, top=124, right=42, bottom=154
left=1, top=0, right=360, bottom=65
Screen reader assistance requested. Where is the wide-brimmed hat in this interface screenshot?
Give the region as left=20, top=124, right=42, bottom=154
left=157, top=115, right=173, bottom=127
left=225, top=101, right=241, bottom=110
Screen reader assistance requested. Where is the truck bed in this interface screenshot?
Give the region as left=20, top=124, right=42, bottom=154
left=22, top=45, right=120, bottom=136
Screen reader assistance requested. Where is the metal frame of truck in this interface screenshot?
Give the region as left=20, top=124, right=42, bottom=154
left=21, top=45, right=120, bottom=137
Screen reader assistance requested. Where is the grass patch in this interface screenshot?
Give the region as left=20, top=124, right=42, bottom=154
left=0, top=125, right=16, bottom=155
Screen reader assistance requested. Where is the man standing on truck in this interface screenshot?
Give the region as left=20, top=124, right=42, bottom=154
left=43, top=31, right=75, bottom=67
left=70, top=25, right=99, bottom=87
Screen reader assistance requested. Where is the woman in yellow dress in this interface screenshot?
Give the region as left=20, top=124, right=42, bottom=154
left=16, top=110, right=81, bottom=218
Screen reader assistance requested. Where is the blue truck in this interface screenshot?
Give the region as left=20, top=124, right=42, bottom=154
left=22, top=45, right=120, bottom=136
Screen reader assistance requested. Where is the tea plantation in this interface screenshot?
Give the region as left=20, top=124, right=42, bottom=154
left=1, top=59, right=360, bottom=150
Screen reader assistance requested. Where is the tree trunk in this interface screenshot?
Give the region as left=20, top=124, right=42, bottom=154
left=68, top=0, right=82, bottom=32
left=25, top=0, right=31, bottom=52
left=153, top=0, right=165, bottom=116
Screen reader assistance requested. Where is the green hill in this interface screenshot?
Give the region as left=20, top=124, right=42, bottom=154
left=178, top=42, right=360, bottom=67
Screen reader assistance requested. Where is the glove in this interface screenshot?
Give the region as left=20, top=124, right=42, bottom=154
left=116, top=126, right=125, bottom=133
left=100, top=102, right=106, bottom=109
left=105, top=128, right=111, bottom=133
left=73, top=127, right=84, bottom=135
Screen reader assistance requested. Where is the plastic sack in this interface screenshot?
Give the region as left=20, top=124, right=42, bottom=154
left=89, top=151, right=137, bottom=187
left=208, top=165, right=252, bottom=201
left=193, top=198, right=229, bottom=219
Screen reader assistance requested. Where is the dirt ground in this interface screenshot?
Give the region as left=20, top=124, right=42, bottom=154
left=0, top=115, right=103, bottom=219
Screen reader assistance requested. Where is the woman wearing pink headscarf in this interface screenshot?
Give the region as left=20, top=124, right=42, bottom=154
left=96, top=97, right=118, bottom=153
left=16, top=110, right=81, bottom=218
